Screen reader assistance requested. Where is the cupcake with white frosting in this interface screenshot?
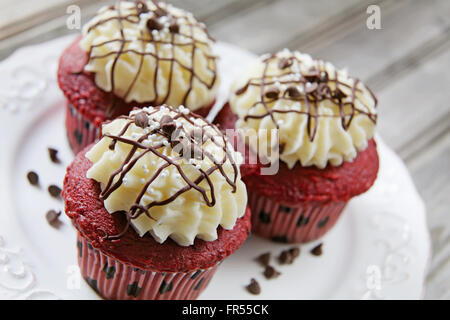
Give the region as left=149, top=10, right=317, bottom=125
left=62, top=105, right=250, bottom=300
left=58, top=1, right=219, bottom=154
left=214, top=49, right=379, bottom=243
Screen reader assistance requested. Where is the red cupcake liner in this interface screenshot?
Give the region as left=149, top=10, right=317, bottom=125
left=248, top=191, right=346, bottom=243
left=65, top=102, right=100, bottom=154
left=77, top=234, right=218, bottom=300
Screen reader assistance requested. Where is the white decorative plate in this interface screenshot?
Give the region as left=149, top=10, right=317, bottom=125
left=0, top=35, right=431, bottom=300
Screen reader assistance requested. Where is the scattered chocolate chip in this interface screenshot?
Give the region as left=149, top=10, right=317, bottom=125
left=289, top=247, right=300, bottom=258
left=27, top=171, right=39, bottom=186
left=48, top=185, right=62, bottom=198
left=134, top=112, right=149, bottom=128
left=246, top=278, right=261, bottom=295
left=147, top=18, right=162, bottom=31
left=278, top=250, right=294, bottom=265
left=311, top=243, right=323, bottom=256
left=286, top=86, right=301, bottom=98
left=46, top=209, right=61, bottom=227
left=48, top=147, right=60, bottom=163
left=278, top=57, right=292, bottom=69
left=255, top=252, right=271, bottom=266
left=135, top=1, right=148, bottom=14
left=169, top=22, right=179, bottom=33
left=265, top=87, right=280, bottom=99
left=263, top=265, right=281, bottom=279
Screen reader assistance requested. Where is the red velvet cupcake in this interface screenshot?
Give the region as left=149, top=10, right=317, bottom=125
left=58, top=1, right=219, bottom=154
left=63, top=105, right=249, bottom=300
left=214, top=49, right=378, bottom=243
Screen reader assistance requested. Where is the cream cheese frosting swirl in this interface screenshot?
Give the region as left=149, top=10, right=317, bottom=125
left=80, top=1, right=219, bottom=110
left=229, top=49, right=377, bottom=169
left=85, top=105, right=246, bottom=246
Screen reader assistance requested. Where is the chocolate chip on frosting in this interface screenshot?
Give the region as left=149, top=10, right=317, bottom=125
left=265, top=87, right=280, bottom=99
left=246, top=278, right=261, bottom=295
left=169, top=21, right=180, bottom=33
left=134, top=111, right=149, bottom=128
left=278, top=57, right=293, bottom=69
left=286, top=86, right=301, bottom=98
left=135, top=1, right=148, bottom=14
left=147, top=18, right=162, bottom=31
left=160, top=115, right=176, bottom=135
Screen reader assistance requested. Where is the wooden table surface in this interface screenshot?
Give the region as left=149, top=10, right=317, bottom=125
left=0, top=0, right=448, bottom=299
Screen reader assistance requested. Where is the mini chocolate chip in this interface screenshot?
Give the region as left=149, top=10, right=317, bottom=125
left=289, top=247, right=300, bottom=258
left=160, top=115, right=176, bottom=135
left=255, top=252, right=271, bottom=266
left=48, top=185, right=62, bottom=198
left=147, top=18, right=162, bottom=31
left=246, top=278, right=261, bottom=295
left=305, top=82, right=318, bottom=93
left=134, top=112, right=149, bottom=128
left=303, top=70, right=320, bottom=82
left=27, top=171, right=39, bottom=186
left=263, top=265, right=281, bottom=279
left=334, top=88, right=347, bottom=99
left=169, top=22, right=179, bottom=33
left=278, top=57, right=292, bottom=69
left=319, top=71, right=329, bottom=82
left=135, top=1, right=148, bottom=14
left=154, top=6, right=167, bottom=17
left=46, top=210, right=61, bottom=226
left=265, top=87, right=280, bottom=99
left=278, top=250, right=294, bottom=265
left=48, top=147, right=60, bottom=163
left=311, top=243, right=323, bottom=256
left=286, top=86, right=301, bottom=98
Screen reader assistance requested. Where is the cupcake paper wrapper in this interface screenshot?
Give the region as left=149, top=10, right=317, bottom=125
left=248, top=191, right=346, bottom=243
left=65, top=102, right=100, bottom=154
left=77, top=234, right=218, bottom=300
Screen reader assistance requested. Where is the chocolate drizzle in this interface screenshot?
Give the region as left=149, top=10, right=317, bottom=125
left=97, top=105, right=238, bottom=240
left=235, top=52, right=378, bottom=141
left=84, top=1, right=218, bottom=115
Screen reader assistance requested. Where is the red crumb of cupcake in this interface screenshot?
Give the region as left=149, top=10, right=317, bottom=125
left=214, top=103, right=379, bottom=205
left=62, top=146, right=251, bottom=273
left=57, top=36, right=214, bottom=126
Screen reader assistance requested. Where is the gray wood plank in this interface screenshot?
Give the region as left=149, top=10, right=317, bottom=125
left=376, top=47, right=450, bottom=153
left=307, top=0, right=450, bottom=87
left=208, top=0, right=375, bottom=54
